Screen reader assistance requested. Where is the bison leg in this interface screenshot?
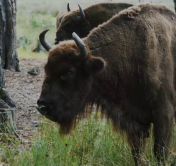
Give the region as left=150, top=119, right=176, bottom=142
left=153, top=102, right=174, bottom=165
left=127, top=132, right=148, bottom=166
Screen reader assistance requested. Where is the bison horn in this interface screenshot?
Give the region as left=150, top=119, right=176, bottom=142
left=39, top=29, right=53, bottom=51
left=78, top=4, right=85, bottom=20
left=67, top=3, right=71, bottom=12
left=76, top=4, right=85, bottom=21
left=72, top=32, right=88, bottom=58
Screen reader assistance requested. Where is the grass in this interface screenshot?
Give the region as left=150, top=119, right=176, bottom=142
left=1, top=114, right=176, bottom=166
left=16, top=0, right=58, bottom=60
left=17, top=48, right=47, bottom=59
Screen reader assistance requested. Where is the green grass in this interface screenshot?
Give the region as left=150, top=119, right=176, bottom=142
left=16, top=0, right=59, bottom=60
left=17, top=48, right=48, bottom=59
left=0, top=116, right=134, bottom=166
left=1, top=114, right=176, bottom=166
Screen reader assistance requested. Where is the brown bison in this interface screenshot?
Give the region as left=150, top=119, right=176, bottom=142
left=55, top=2, right=133, bottom=44
left=37, top=4, right=176, bottom=166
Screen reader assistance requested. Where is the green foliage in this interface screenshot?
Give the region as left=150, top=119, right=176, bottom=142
left=2, top=114, right=175, bottom=166
left=16, top=1, right=57, bottom=59
left=17, top=48, right=47, bottom=59
left=0, top=135, right=20, bottom=165
left=30, top=14, right=53, bottom=29
left=11, top=116, right=135, bottom=166
left=31, top=8, right=59, bottom=17
left=17, top=36, right=32, bottom=50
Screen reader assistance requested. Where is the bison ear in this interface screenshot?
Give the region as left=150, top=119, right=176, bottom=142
left=84, top=56, right=106, bottom=74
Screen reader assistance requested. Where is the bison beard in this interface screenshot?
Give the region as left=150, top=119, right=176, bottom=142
left=38, top=4, right=176, bottom=166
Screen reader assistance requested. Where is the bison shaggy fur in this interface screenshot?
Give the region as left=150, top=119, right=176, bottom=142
left=38, top=4, right=176, bottom=166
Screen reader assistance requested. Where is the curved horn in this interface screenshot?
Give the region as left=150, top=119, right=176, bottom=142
left=67, top=3, right=71, bottom=12
left=39, top=29, right=53, bottom=52
left=72, top=32, right=88, bottom=58
left=78, top=4, right=85, bottom=21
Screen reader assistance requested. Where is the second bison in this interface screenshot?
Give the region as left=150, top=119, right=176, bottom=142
left=55, top=2, right=133, bottom=44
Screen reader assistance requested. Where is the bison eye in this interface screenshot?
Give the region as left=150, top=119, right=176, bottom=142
left=60, top=71, right=74, bottom=81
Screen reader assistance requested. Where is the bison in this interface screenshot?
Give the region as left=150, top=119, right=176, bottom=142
left=55, top=2, right=133, bottom=44
left=37, top=4, right=176, bottom=166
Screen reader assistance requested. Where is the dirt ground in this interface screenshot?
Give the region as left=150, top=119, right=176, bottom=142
left=4, top=59, right=47, bottom=143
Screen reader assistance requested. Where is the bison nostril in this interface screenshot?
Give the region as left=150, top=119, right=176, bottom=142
left=36, top=105, right=53, bottom=115
left=37, top=98, right=51, bottom=106
left=37, top=98, right=53, bottom=115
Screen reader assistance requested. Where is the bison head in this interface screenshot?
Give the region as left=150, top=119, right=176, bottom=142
left=38, top=30, right=105, bottom=134
left=55, top=4, right=92, bottom=44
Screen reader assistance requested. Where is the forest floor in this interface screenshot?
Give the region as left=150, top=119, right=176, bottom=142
left=4, top=59, right=47, bottom=147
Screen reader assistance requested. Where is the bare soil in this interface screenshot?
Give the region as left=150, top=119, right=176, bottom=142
left=4, top=59, right=47, bottom=142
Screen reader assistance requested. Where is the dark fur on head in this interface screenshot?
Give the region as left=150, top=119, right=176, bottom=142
left=55, top=3, right=133, bottom=44
left=38, top=4, right=176, bottom=165
left=42, top=40, right=105, bottom=134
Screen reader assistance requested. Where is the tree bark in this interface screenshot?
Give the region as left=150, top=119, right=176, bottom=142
left=0, top=0, right=20, bottom=71
left=0, top=0, right=19, bottom=134
left=0, top=0, right=19, bottom=106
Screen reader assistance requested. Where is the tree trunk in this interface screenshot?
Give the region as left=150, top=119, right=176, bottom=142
left=0, top=0, right=20, bottom=71
left=174, top=0, right=176, bottom=13
left=0, top=0, right=19, bottom=134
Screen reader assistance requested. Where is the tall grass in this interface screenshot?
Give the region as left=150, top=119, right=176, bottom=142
left=16, top=0, right=58, bottom=60
left=1, top=114, right=176, bottom=166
